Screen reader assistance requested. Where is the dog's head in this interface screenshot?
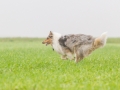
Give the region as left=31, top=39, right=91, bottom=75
left=42, top=31, right=53, bottom=46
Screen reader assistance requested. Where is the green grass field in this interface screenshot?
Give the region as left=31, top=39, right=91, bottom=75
left=0, top=38, right=120, bottom=90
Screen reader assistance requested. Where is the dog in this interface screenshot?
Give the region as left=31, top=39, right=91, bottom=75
left=42, top=31, right=107, bottom=63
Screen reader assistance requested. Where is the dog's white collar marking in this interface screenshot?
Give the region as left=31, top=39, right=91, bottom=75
left=52, top=32, right=65, bottom=55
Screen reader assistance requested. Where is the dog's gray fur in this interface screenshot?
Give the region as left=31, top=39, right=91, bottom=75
left=59, top=34, right=95, bottom=50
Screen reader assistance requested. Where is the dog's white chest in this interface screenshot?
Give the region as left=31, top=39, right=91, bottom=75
left=52, top=44, right=64, bottom=55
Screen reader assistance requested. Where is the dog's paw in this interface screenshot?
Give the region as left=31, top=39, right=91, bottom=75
left=61, top=55, right=68, bottom=60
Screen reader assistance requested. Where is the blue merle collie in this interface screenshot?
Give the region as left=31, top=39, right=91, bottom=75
left=42, top=31, right=107, bottom=63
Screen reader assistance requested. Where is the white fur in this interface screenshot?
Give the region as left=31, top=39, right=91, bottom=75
left=52, top=32, right=65, bottom=55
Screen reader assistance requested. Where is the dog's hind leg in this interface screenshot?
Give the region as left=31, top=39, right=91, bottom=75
left=74, top=46, right=80, bottom=63
left=74, top=46, right=84, bottom=63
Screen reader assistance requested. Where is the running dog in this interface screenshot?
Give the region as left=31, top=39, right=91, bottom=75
left=42, top=31, right=107, bottom=63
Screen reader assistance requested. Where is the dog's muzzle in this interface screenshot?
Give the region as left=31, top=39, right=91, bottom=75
left=42, top=42, right=48, bottom=46
left=42, top=42, right=45, bottom=44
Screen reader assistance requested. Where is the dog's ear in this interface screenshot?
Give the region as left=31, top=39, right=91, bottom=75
left=50, top=31, right=53, bottom=35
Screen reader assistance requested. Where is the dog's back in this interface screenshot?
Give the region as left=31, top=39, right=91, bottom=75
left=59, top=34, right=95, bottom=51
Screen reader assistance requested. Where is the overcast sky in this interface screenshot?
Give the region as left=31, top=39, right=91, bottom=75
left=0, top=0, right=120, bottom=37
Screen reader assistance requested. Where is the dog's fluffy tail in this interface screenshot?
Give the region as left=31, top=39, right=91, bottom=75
left=94, top=32, right=107, bottom=47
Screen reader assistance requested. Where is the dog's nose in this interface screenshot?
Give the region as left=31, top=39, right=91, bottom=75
left=42, top=42, right=45, bottom=44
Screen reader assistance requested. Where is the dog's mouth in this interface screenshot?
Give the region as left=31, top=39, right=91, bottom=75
left=45, top=43, right=48, bottom=46
left=42, top=42, right=49, bottom=46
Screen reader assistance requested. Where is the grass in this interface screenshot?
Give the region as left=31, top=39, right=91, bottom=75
left=0, top=38, right=120, bottom=90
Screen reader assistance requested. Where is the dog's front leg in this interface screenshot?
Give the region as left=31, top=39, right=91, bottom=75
left=66, top=53, right=74, bottom=60
left=61, top=55, right=68, bottom=60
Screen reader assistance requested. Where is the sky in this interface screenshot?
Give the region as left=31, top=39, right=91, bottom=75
left=0, top=0, right=120, bottom=37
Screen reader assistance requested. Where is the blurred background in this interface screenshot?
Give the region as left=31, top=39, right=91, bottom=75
left=0, top=0, right=120, bottom=37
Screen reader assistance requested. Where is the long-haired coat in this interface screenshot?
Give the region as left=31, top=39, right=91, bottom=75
left=42, top=31, right=107, bottom=63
